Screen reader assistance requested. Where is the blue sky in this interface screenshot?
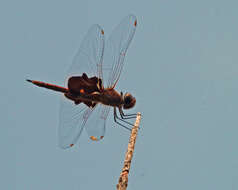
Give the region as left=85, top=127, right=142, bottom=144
left=1, top=0, right=237, bottom=189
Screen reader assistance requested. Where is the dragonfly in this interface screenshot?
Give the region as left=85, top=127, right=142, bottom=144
left=27, top=14, right=137, bottom=149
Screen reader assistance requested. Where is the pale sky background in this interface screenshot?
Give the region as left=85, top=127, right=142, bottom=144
left=1, top=0, right=237, bottom=189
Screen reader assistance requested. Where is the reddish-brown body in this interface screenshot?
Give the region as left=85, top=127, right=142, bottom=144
left=66, top=88, right=123, bottom=107
left=100, top=88, right=123, bottom=106
left=27, top=76, right=124, bottom=108
left=27, top=73, right=135, bottom=110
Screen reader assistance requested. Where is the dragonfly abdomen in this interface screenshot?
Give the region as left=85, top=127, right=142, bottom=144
left=26, top=79, right=68, bottom=93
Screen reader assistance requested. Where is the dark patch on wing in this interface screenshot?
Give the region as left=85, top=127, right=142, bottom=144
left=66, top=73, right=102, bottom=108
left=68, top=73, right=102, bottom=94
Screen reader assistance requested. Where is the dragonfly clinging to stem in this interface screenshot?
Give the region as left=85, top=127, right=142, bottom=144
left=27, top=14, right=138, bottom=149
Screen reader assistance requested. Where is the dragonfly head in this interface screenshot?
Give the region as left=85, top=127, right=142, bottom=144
left=123, top=92, right=136, bottom=109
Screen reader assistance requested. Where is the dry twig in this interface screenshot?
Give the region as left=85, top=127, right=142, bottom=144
left=117, top=112, right=142, bottom=190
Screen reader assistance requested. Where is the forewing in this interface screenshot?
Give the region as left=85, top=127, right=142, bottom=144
left=58, top=25, right=104, bottom=149
left=66, top=24, right=104, bottom=84
left=85, top=104, right=111, bottom=141
left=103, top=14, right=137, bottom=88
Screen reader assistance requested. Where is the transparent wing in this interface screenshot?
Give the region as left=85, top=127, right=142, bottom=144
left=66, top=24, right=105, bottom=85
left=58, top=25, right=104, bottom=149
left=85, top=104, right=111, bottom=141
left=58, top=97, right=91, bottom=149
left=103, top=14, right=137, bottom=88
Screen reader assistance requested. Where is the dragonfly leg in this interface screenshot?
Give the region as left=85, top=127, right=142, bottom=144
left=114, top=107, right=136, bottom=129
left=113, top=107, right=132, bottom=131
left=118, top=107, right=141, bottom=130
left=119, top=107, right=137, bottom=120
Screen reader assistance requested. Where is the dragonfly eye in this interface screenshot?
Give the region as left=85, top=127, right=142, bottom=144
left=123, top=93, right=136, bottom=109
